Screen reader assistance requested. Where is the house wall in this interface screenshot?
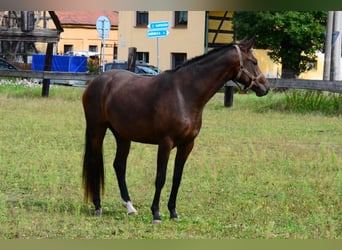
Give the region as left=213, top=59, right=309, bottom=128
left=207, top=11, right=234, bottom=45
left=117, top=11, right=206, bottom=71
left=117, top=11, right=283, bottom=77
left=299, top=52, right=325, bottom=80
left=56, top=27, right=118, bottom=63
left=253, top=50, right=281, bottom=79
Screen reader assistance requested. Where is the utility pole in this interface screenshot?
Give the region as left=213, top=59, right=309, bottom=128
left=331, top=11, right=342, bottom=81
left=323, top=11, right=333, bottom=80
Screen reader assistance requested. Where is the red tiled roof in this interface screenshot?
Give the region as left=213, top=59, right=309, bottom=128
left=55, top=11, right=118, bottom=26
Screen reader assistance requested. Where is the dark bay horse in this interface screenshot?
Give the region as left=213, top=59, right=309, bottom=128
left=82, top=37, right=269, bottom=223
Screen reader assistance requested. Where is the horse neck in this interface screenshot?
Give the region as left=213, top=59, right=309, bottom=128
left=176, top=49, right=237, bottom=108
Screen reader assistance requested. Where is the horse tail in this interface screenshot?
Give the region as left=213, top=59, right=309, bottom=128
left=82, top=77, right=109, bottom=205
left=82, top=126, right=105, bottom=203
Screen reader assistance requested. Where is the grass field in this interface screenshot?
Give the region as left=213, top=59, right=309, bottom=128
left=0, top=83, right=341, bottom=239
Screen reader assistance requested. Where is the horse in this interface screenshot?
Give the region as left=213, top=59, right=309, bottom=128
left=82, top=37, right=269, bottom=223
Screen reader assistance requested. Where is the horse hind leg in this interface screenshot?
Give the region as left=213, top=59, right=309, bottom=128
left=82, top=124, right=107, bottom=216
left=111, top=132, right=137, bottom=215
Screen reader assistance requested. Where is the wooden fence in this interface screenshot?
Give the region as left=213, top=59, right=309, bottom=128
left=225, top=78, right=342, bottom=94
left=224, top=78, right=342, bottom=107
left=0, top=69, right=96, bottom=82
left=1, top=70, right=342, bottom=94
left=267, top=78, right=342, bottom=94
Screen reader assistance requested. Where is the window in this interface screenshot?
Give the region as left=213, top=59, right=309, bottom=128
left=171, top=53, right=187, bottom=69
left=113, top=44, right=118, bottom=60
left=136, top=11, right=148, bottom=27
left=88, top=45, right=98, bottom=52
left=308, top=60, right=318, bottom=71
left=174, top=11, right=188, bottom=27
left=63, top=44, right=73, bottom=54
left=136, top=52, right=149, bottom=63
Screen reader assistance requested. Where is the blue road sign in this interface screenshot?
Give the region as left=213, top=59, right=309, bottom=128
left=147, top=21, right=169, bottom=30
left=147, top=29, right=170, bottom=38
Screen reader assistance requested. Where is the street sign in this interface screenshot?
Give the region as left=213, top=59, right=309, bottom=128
left=96, top=16, right=111, bottom=72
left=147, top=21, right=169, bottom=30
left=96, top=16, right=111, bottom=39
left=147, top=20, right=170, bottom=73
left=147, top=29, right=170, bottom=38
left=147, top=20, right=170, bottom=38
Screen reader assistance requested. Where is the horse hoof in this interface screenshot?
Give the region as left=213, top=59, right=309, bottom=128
left=94, top=209, right=102, bottom=216
left=128, top=211, right=138, bottom=215
left=122, top=200, right=138, bottom=215
left=152, top=219, right=162, bottom=224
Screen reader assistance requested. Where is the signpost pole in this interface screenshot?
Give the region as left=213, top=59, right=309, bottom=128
left=101, top=20, right=106, bottom=72
left=96, top=16, right=111, bottom=73
left=147, top=21, right=170, bottom=73
left=157, top=37, right=160, bottom=73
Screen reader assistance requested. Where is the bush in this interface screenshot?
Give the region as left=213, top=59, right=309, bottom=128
left=284, top=90, right=342, bottom=116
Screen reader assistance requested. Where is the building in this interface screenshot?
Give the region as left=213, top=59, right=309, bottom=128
left=55, top=11, right=118, bottom=64
left=0, top=11, right=62, bottom=65
left=117, top=11, right=281, bottom=77
left=117, top=11, right=206, bottom=71
left=0, top=11, right=323, bottom=79
left=52, top=11, right=327, bottom=79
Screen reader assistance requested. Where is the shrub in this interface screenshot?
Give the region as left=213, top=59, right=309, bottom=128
left=284, top=90, right=342, bottom=116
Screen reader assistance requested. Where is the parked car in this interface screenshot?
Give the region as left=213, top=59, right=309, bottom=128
left=104, top=60, right=160, bottom=76
left=0, top=58, right=19, bottom=70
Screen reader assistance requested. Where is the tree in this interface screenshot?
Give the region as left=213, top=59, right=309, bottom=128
left=233, top=11, right=327, bottom=78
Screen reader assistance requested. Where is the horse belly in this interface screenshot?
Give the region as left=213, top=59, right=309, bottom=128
left=110, top=115, right=197, bottom=146
left=107, top=109, right=161, bottom=144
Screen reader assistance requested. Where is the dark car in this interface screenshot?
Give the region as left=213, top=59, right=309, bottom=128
left=0, top=58, right=19, bottom=70
left=104, top=61, right=160, bottom=76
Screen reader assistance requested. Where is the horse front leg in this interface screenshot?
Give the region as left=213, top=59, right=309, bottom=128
left=151, top=139, right=173, bottom=224
left=113, top=137, right=137, bottom=215
left=168, top=141, right=194, bottom=220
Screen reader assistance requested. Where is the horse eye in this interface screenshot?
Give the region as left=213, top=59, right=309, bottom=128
left=251, top=60, right=258, bottom=66
left=248, top=57, right=258, bottom=66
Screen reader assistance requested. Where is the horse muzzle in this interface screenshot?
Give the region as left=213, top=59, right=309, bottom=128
left=251, top=75, right=270, bottom=97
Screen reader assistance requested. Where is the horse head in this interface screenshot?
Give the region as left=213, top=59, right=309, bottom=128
left=233, top=37, right=270, bottom=97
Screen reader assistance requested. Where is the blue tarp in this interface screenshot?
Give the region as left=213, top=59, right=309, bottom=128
left=31, top=54, right=87, bottom=72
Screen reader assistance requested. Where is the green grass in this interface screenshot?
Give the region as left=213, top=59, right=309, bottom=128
left=0, top=82, right=341, bottom=239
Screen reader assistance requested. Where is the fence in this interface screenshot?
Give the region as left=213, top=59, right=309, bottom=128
left=223, top=78, right=342, bottom=107
left=1, top=70, right=342, bottom=94
left=267, top=78, right=342, bottom=93
left=225, top=78, right=342, bottom=94
left=0, top=69, right=96, bottom=82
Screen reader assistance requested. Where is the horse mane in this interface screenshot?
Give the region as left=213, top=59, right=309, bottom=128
left=166, top=42, right=235, bottom=73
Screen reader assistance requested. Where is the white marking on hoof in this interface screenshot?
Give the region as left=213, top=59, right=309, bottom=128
left=121, top=200, right=138, bottom=215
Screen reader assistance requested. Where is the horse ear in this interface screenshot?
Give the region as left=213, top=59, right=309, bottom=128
left=240, top=36, right=248, bottom=43
left=240, top=36, right=256, bottom=51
